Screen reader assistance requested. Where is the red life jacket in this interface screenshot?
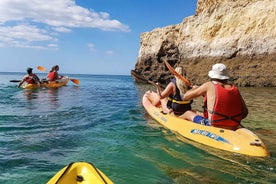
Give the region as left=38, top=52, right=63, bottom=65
left=204, top=83, right=243, bottom=127
left=26, top=76, right=34, bottom=84
left=25, top=75, right=37, bottom=84
left=47, top=71, right=55, bottom=80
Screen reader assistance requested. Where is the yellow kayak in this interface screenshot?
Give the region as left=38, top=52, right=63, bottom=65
left=142, top=91, right=270, bottom=157
left=23, top=76, right=70, bottom=89
left=47, top=162, right=113, bottom=184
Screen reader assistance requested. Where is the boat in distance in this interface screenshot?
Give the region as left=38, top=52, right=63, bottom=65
left=23, top=76, right=70, bottom=89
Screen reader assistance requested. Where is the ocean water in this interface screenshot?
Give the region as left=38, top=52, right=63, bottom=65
left=0, top=72, right=275, bottom=184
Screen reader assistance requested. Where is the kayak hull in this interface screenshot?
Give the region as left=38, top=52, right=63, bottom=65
left=23, top=76, right=69, bottom=89
left=47, top=162, right=113, bottom=184
left=142, top=91, right=270, bottom=157
left=43, top=76, right=70, bottom=88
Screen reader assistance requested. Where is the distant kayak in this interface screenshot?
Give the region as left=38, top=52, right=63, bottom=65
left=23, top=76, right=70, bottom=89
left=47, top=162, right=113, bottom=184
left=142, top=91, right=270, bottom=157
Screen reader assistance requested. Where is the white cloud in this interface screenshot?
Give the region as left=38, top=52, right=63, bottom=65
left=0, top=0, right=130, bottom=49
left=48, top=44, right=58, bottom=50
left=0, top=25, right=55, bottom=42
left=0, top=0, right=130, bottom=31
left=87, top=43, right=96, bottom=52
left=0, top=24, right=57, bottom=49
left=105, top=50, right=114, bottom=55
left=52, top=27, right=71, bottom=33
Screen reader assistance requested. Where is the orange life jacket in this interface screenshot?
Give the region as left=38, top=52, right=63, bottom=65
left=203, top=83, right=243, bottom=127
left=47, top=71, right=55, bottom=80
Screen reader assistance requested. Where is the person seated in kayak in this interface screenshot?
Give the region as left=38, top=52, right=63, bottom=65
left=156, top=66, right=193, bottom=116
left=179, top=63, right=248, bottom=130
left=17, top=67, right=41, bottom=88
left=47, top=65, right=61, bottom=81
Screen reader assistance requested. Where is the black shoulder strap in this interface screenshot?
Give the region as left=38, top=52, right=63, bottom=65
left=208, top=110, right=242, bottom=123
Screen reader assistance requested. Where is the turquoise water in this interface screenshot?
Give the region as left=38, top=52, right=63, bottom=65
left=0, top=72, right=275, bottom=184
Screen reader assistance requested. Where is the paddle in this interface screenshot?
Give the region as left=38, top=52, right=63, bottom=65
left=10, top=80, right=21, bottom=82
left=37, top=66, right=46, bottom=72
left=37, top=66, right=80, bottom=85
left=164, top=60, right=192, bottom=87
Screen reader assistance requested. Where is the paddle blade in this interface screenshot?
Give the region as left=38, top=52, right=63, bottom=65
left=37, top=66, right=46, bottom=72
left=164, top=60, right=192, bottom=87
left=10, top=80, right=21, bottom=82
left=70, top=79, right=80, bottom=85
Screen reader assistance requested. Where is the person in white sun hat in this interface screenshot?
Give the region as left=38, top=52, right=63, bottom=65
left=180, top=63, right=248, bottom=130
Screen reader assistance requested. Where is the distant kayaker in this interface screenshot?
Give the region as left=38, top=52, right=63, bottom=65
left=47, top=65, right=60, bottom=81
left=156, top=66, right=193, bottom=115
left=17, top=68, right=41, bottom=88
left=180, top=63, right=248, bottom=130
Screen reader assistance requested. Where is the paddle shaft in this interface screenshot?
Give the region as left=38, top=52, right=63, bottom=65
left=10, top=80, right=21, bottom=82
left=164, top=60, right=192, bottom=87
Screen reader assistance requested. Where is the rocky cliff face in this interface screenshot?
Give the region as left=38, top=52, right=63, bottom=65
left=134, top=0, right=276, bottom=87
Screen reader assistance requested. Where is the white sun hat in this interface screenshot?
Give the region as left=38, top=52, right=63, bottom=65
left=208, top=63, right=230, bottom=80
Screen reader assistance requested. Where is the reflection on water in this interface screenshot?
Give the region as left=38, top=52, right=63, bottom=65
left=23, top=89, right=40, bottom=101
left=22, top=88, right=61, bottom=112
left=46, top=88, right=60, bottom=109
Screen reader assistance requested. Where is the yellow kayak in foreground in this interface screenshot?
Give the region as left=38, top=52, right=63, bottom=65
left=142, top=91, right=270, bottom=157
left=23, top=76, right=70, bottom=89
left=47, top=162, right=113, bottom=184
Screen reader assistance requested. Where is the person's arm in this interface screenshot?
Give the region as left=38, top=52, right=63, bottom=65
left=159, top=82, right=174, bottom=99
left=240, top=96, right=248, bottom=119
left=156, top=83, right=162, bottom=97
left=54, top=72, right=59, bottom=80
left=33, top=74, right=41, bottom=84
left=183, top=82, right=209, bottom=100
left=17, top=77, right=26, bottom=88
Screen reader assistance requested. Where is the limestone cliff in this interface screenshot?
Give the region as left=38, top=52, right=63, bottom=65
left=133, top=0, right=276, bottom=87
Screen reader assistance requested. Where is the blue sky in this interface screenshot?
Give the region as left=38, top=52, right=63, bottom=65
left=0, top=0, right=197, bottom=75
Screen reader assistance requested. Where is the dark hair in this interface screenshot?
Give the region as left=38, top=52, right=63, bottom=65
left=27, top=68, right=33, bottom=74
